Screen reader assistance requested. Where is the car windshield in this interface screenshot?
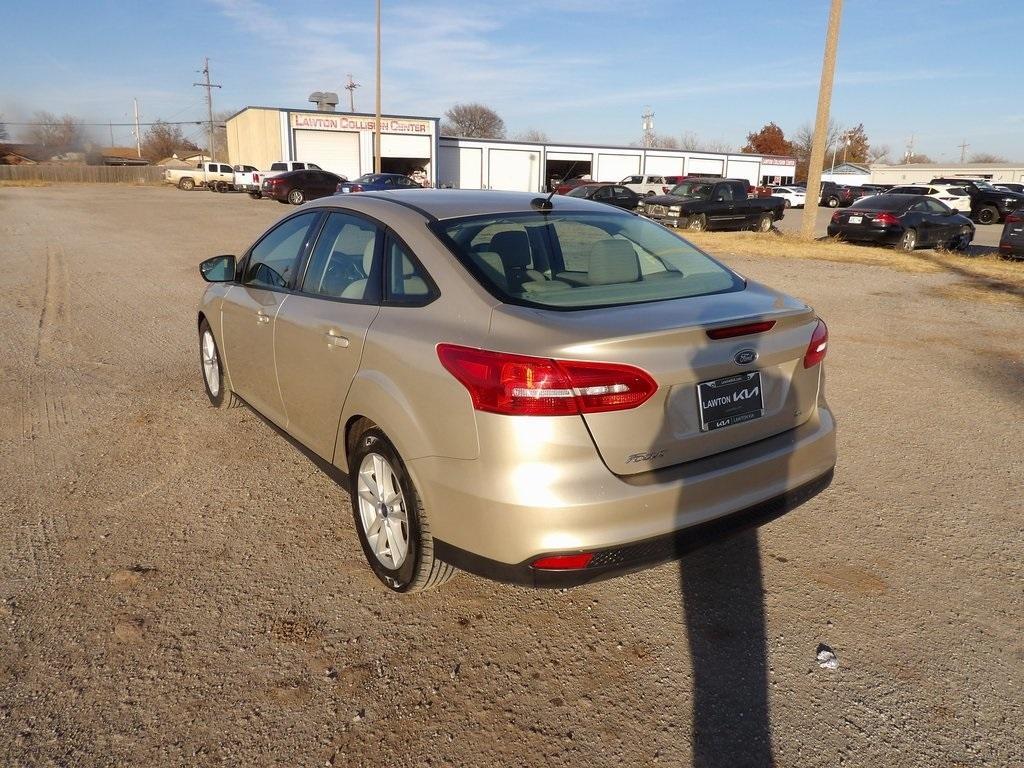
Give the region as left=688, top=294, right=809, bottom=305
left=355, top=174, right=378, bottom=183
left=668, top=182, right=714, bottom=199
left=973, top=181, right=996, bottom=191
left=432, top=210, right=743, bottom=310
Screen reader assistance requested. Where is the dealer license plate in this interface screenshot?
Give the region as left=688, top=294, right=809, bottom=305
left=697, top=371, right=764, bottom=432
left=848, top=215, right=863, bottom=224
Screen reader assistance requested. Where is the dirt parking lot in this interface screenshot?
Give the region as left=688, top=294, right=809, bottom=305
left=1, top=185, right=1021, bottom=767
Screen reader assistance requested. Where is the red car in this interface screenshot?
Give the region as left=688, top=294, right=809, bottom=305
left=261, top=168, right=344, bottom=205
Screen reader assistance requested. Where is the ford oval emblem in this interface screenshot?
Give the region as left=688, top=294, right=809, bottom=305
left=735, top=348, right=757, bottom=365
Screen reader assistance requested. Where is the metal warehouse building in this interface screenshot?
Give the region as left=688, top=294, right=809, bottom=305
left=869, top=162, right=1024, bottom=185
left=226, top=105, right=797, bottom=191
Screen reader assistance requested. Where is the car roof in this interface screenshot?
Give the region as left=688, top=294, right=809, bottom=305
left=306, top=189, right=608, bottom=220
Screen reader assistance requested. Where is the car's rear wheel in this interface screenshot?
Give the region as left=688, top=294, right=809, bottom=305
left=645, top=191, right=655, bottom=197
left=348, top=426, right=456, bottom=593
left=827, top=196, right=840, bottom=208
left=288, top=189, right=305, bottom=205
left=178, top=177, right=195, bottom=191
left=897, top=228, right=917, bottom=252
left=199, top=319, right=239, bottom=408
left=687, top=213, right=708, bottom=231
left=951, top=225, right=973, bottom=252
left=248, top=191, right=262, bottom=199
left=976, top=206, right=999, bottom=225
left=754, top=213, right=773, bottom=232
left=783, top=199, right=791, bottom=208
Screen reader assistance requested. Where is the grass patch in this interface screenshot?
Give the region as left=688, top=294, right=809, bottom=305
left=0, top=180, right=52, bottom=187
left=682, top=230, right=1023, bottom=306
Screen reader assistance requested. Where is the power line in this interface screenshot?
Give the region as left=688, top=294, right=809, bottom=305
left=193, top=57, right=222, bottom=161
left=5, top=120, right=214, bottom=127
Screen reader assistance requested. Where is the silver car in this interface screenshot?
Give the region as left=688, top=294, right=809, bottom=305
left=197, top=190, right=836, bottom=592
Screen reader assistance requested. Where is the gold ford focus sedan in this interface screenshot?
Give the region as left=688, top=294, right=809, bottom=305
left=197, top=190, right=836, bottom=592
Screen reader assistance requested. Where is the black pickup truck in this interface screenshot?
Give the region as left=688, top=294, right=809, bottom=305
left=930, top=177, right=1024, bottom=225
left=641, top=178, right=785, bottom=231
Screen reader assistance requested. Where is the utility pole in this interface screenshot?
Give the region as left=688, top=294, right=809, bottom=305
left=801, top=0, right=843, bottom=241
left=345, top=74, right=360, bottom=113
left=641, top=107, right=654, bottom=148
left=374, top=0, right=382, bottom=173
left=193, top=57, right=222, bottom=162
left=109, top=121, right=114, bottom=147
left=958, top=139, right=969, bottom=164
left=133, top=99, right=141, bottom=157
left=905, top=133, right=915, bottom=163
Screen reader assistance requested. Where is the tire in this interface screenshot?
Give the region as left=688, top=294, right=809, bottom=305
left=754, top=213, right=773, bottom=232
left=687, top=213, right=708, bottom=232
left=645, top=190, right=655, bottom=197
left=896, top=228, right=917, bottom=252
left=826, top=196, right=840, bottom=208
left=288, top=188, right=305, bottom=205
left=215, top=181, right=229, bottom=193
left=199, top=319, right=240, bottom=409
left=976, top=206, right=999, bottom=225
left=348, top=426, right=456, bottom=593
left=178, top=177, right=195, bottom=191
left=783, top=199, right=791, bottom=209
left=249, top=191, right=262, bottom=199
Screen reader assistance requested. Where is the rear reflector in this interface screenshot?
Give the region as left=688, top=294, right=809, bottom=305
left=706, top=320, right=776, bottom=340
left=436, top=344, right=657, bottom=416
left=803, top=319, right=829, bottom=368
left=531, top=553, right=593, bottom=570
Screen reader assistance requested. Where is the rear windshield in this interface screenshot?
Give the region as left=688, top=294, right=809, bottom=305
left=851, top=195, right=911, bottom=211
left=431, top=210, right=743, bottom=310
left=270, top=163, right=287, bottom=171
left=565, top=186, right=593, bottom=197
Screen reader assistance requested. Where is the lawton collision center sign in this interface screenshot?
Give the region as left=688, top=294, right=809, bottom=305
left=290, top=113, right=431, bottom=134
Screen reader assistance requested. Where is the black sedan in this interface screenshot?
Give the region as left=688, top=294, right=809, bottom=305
left=998, top=211, right=1024, bottom=259
left=565, top=183, right=641, bottom=210
left=262, top=169, right=344, bottom=205
left=827, top=194, right=974, bottom=251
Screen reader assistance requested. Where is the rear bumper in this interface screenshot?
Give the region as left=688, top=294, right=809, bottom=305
left=827, top=224, right=902, bottom=244
left=434, top=466, right=834, bottom=587
left=415, top=404, right=837, bottom=585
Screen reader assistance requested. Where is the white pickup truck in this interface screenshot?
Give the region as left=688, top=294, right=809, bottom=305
left=232, top=164, right=262, bottom=197
left=164, top=162, right=236, bottom=192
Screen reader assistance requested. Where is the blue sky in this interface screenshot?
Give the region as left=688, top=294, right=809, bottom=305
left=4, top=0, right=1022, bottom=161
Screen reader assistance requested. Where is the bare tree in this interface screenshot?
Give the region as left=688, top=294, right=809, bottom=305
left=631, top=133, right=680, bottom=149
left=25, top=111, right=85, bottom=150
left=868, top=144, right=891, bottom=163
left=968, top=152, right=1006, bottom=163
left=441, top=103, right=506, bottom=139
left=141, top=120, right=201, bottom=163
left=792, top=120, right=842, bottom=179
left=679, top=131, right=732, bottom=152
left=901, top=153, right=933, bottom=164
left=512, top=128, right=548, bottom=143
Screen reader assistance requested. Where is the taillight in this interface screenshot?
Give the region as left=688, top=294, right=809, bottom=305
left=532, top=553, right=593, bottom=570
left=706, top=320, right=776, bottom=340
left=803, top=319, right=828, bottom=369
left=873, top=212, right=899, bottom=225
left=831, top=211, right=842, bottom=223
left=662, top=186, right=670, bottom=194
left=436, top=344, right=657, bottom=416
left=1005, top=213, right=1023, bottom=224
left=253, top=173, right=260, bottom=183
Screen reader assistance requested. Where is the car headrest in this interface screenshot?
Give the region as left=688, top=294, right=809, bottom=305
left=490, top=230, right=532, bottom=269
left=587, top=240, right=640, bottom=285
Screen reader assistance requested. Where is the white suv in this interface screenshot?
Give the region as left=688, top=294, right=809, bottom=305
left=888, top=183, right=971, bottom=213
left=620, top=174, right=672, bottom=197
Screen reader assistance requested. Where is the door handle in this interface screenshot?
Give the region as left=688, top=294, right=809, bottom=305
left=256, top=311, right=271, bottom=324
left=324, top=330, right=350, bottom=348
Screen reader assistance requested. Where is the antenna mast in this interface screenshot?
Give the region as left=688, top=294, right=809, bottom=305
left=193, top=57, right=222, bottom=161
left=345, top=74, right=361, bottom=112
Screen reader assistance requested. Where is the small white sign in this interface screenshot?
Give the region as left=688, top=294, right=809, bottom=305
left=848, top=215, right=863, bottom=224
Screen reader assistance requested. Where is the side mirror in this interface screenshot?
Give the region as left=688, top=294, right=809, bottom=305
left=200, top=254, right=236, bottom=282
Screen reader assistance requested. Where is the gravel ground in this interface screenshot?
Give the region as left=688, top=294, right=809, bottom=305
left=1, top=185, right=1021, bottom=767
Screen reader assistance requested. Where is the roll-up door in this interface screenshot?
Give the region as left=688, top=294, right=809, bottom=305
left=381, top=134, right=432, bottom=159
left=644, top=155, right=685, bottom=176
left=726, top=158, right=760, bottom=186
left=597, top=153, right=641, bottom=182
left=489, top=148, right=540, bottom=191
left=294, top=130, right=360, bottom=179
left=687, top=157, right=724, bottom=177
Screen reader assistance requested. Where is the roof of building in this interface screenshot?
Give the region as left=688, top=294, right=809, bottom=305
left=871, top=161, right=1024, bottom=170
left=0, top=143, right=50, bottom=162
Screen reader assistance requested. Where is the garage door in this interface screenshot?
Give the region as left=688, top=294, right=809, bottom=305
left=294, top=130, right=361, bottom=179
left=687, top=157, right=724, bottom=177
left=644, top=155, right=685, bottom=176
left=381, top=134, right=432, bottom=159
left=597, top=153, right=641, bottom=182
left=489, top=149, right=540, bottom=192
left=439, top=145, right=482, bottom=189
left=727, top=158, right=760, bottom=186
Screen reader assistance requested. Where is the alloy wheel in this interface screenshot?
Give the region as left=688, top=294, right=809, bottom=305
left=201, top=330, right=220, bottom=397
left=356, top=453, right=410, bottom=569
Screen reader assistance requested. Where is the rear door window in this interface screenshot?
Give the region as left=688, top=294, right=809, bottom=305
left=300, top=212, right=380, bottom=301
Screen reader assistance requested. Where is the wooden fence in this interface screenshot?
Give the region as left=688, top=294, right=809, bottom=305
left=0, top=165, right=166, bottom=184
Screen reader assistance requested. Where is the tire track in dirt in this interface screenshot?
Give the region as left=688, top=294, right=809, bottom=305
left=34, top=243, right=69, bottom=365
